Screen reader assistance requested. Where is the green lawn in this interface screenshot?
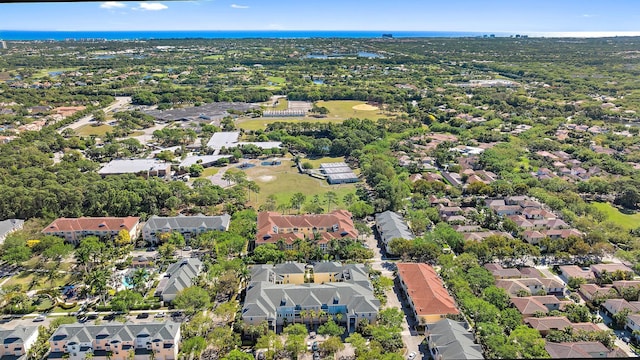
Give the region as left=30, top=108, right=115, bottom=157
left=244, top=161, right=356, bottom=209
left=75, top=124, right=113, bottom=137
left=267, top=76, right=286, bottom=84
left=269, top=99, right=289, bottom=111
left=315, top=100, right=392, bottom=120
left=203, top=55, right=224, bottom=60
left=237, top=117, right=344, bottom=131
left=302, top=156, right=346, bottom=168
left=32, top=67, right=79, bottom=79
left=592, top=202, right=640, bottom=230
left=200, top=167, right=219, bottom=177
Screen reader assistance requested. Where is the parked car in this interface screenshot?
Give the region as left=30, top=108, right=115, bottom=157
left=313, top=352, right=321, bottom=360
left=307, top=341, right=312, bottom=351
left=312, top=342, right=318, bottom=351
left=33, top=315, right=46, bottom=322
left=407, top=352, right=417, bottom=360
left=154, top=312, right=165, bottom=318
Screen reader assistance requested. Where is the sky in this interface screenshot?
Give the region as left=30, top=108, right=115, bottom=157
left=1, top=0, right=640, bottom=34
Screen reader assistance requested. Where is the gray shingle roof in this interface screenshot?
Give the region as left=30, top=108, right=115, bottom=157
left=144, top=214, right=231, bottom=235
left=427, top=319, right=484, bottom=359
left=50, top=322, right=180, bottom=345
left=375, top=211, right=414, bottom=247
left=0, top=219, right=24, bottom=243
left=243, top=263, right=378, bottom=321
left=0, top=326, right=38, bottom=345
left=158, top=258, right=203, bottom=301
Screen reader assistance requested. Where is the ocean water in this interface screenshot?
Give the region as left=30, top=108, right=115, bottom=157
left=0, top=30, right=495, bottom=41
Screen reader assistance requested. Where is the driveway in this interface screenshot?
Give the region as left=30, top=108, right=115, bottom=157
left=58, top=96, right=131, bottom=133
left=364, top=231, right=424, bottom=358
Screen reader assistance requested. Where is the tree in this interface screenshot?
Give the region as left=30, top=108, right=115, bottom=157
left=115, top=229, right=131, bottom=246
left=565, top=303, right=592, bottom=323
left=173, top=286, right=210, bottom=315
left=130, top=268, right=149, bottom=295
left=110, top=290, right=143, bottom=312
left=325, top=191, right=338, bottom=212
left=319, top=336, right=344, bottom=355
left=222, top=349, right=254, bottom=360
left=181, top=336, right=207, bottom=358
left=1, top=235, right=32, bottom=265
left=290, top=193, right=306, bottom=213
left=483, top=286, right=510, bottom=310
left=285, top=334, right=306, bottom=360
left=615, top=186, right=640, bottom=210
left=189, top=164, right=205, bottom=177
left=317, top=319, right=345, bottom=337
left=214, top=301, right=238, bottom=323
left=377, top=308, right=404, bottom=328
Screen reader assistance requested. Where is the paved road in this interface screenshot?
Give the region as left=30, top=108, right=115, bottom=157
left=58, top=96, right=131, bottom=133
left=364, top=230, right=423, bottom=359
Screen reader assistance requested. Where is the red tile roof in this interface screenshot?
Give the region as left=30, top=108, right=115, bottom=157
left=43, top=217, right=140, bottom=233
left=256, top=210, right=358, bottom=245
left=396, top=263, right=459, bottom=317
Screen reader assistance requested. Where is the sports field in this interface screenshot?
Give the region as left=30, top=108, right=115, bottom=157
left=75, top=124, right=113, bottom=136
left=237, top=117, right=343, bottom=131
left=242, top=159, right=356, bottom=209
left=315, top=100, right=389, bottom=120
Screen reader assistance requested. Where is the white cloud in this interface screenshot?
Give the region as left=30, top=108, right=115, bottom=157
left=581, top=14, right=595, bottom=18
left=231, top=4, right=249, bottom=9
left=137, top=2, right=168, bottom=11
left=100, top=1, right=126, bottom=9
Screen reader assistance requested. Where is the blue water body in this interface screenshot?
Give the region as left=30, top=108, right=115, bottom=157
left=0, top=30, right=496, bottom=41
left=313, top=79, right=325, bottom=85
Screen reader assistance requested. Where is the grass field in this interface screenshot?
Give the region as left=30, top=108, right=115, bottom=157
left=266, top=76, right=286, bottom=84
left=75, top=124, right=113, bottom=137
left=243, top=160, right=356, bottom=209
left=201, top=167, right=219, bottom=177
left=203, top=55, right=224, bottom=60
left=302, top=156, right=346, bottom=168
left=268, top=99, right=289, bottom=111
left=32, top=67, right=79, bottom=79
left=237, top=117, right=344, bottom=131
left=592, top=202, right=640, bottom=230
left=4, top=271, right=73, bottom=291
left=316, top=100, right=391, bottom=120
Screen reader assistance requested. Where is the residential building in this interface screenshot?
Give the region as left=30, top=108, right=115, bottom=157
left=142, top=214, right=231, bottom=244
left=558, top=265, right=595, bottom=282
left=578, top=284, right=614, bottom=302
left=0, top=326, right=39, bottom=359
left=544, top=341, right=617, bottom=359
left=591, top=263, right=634, bottom=279
left=602, top=298, right=640, bottom=316
left=626, top=313, right=640, bottom=334
left=42, top=217, right=140, bottom=245
left=250, top=263, right=307, bottom=285
left=524, top=316, right=599, bottom=337
left=155, top=258, right=203, bottom=303
left=48, top=322, right=180, bottom=360
left=0, top=218, right=24, bottom=244
left=242, top=262, right=378, bottom=332
left=510, top=296, right=564, bottom=318
left=396, top=263, right=459, bottom=327
left=374, top=211, right=414, bottom=255
left=484, top=264, right=522, bottom=279
left=496, top=278, right=545, bottom=296
left=255, top=210, right=357, bottom=250
left=98, top=159, right=171, bottom=178
left=425, top=319, right=484, bottom=360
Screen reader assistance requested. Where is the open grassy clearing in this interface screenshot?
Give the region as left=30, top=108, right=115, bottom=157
left=75, top=124, right=113, bottom=137
left=203, top=55, right=224, bottom=60
left=200, top=167, right=219, bottom=177
left=242, top=160, right=356, bottom=208
left=592, top=202, right=640, bottom=230
left=32, top=67, right=79, bottom=78
left=315, top=100, right=391, bottom=120
left=237, top=117, right=344, bottom=131
left=301, top=156, right=346, bottom=168
left=4, top=271, right=73, bottom=291
left=263, top=98, right=288, bottom=111
left=266, top=76, right=286, bottom=84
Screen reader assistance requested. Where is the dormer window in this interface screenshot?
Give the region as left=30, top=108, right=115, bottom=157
left=272, top=226, right=279, bottom=234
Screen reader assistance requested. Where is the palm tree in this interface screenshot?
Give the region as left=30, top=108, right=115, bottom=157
left=131, top=268, right=149, bottom=295
left=325, top=191, right=337, bottom=212
left=299, top=310, right=308, bottom=325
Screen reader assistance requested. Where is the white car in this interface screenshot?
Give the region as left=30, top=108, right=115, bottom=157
left=407, top=352, right=417, bottom=360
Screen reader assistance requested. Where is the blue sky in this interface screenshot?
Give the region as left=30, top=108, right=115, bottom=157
left=1, top=0, right=640, bottom=33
